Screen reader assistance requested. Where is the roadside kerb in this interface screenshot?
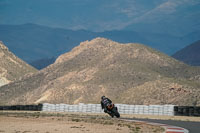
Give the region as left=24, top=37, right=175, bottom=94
left=120, top=118, right=189, bottom=133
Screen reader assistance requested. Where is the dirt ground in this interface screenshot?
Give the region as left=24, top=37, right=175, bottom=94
left=0, top=116, right=131, bottom=133
left=0, top=111, right=164, bottom=133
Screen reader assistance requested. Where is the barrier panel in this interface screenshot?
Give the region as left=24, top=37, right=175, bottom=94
left=174, top=106, right=200, bottom=116
left=42, top=103, right=175, bottom=116
left=0, top=104, right=43, bottom=111
left=1, top=103, right=199, bottom=116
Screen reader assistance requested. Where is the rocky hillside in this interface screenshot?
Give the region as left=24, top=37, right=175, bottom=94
left=1, top=23, right=198, bottom=68
left=172, top=40, right=200, bottom=66
left=0, top=38, right=200, bottom=105
left=0, top=41, right=37, bottom=87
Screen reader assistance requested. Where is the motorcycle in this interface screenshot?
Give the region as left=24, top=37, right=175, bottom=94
left=106, top=103, right=120, bottom=118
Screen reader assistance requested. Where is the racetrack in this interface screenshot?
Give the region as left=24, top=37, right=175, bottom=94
left=1, top=111, right=199, bottom=133
left=125, top=118, right=200, bottom=133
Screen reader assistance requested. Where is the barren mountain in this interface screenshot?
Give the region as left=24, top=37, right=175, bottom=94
left=0, top=41, right=37, bottom=87
left=0, top=38, right=200, bottom=105
left=0, top=23, right=186, bottom=66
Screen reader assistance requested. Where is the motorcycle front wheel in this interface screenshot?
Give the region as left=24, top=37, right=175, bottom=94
left=112, top=107, right=120, bottom=118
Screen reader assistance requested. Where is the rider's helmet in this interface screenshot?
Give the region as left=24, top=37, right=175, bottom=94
left=101, top=96, right=106, bottom=100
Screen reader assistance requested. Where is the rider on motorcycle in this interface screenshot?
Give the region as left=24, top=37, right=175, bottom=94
left=101, top=96, right=112, bottom=113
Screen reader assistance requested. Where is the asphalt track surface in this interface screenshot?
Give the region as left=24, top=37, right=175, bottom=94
left=124, top=118, right=200, bottom=133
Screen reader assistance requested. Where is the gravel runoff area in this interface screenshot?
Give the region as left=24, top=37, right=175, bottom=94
left=0, top=111, right=165, bottom=133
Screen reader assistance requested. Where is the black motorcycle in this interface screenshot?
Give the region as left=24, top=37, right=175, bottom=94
left=106, top=103, right=120, bottom=118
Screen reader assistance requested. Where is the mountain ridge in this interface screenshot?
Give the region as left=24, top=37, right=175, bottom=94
left=1, top=23, right=199, bottom=69
left=0, top=38, right=200, bottom=105
left=0, top=41, right=37, bottom=87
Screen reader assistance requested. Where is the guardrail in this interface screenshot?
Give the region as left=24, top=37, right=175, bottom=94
left=0, top=103, right=199, bottom=116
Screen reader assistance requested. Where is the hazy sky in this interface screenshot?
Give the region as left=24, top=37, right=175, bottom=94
left=0, top=0, right=200, bottom=35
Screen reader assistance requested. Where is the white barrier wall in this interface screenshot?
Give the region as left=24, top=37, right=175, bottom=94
left=42, top=103, right=175, bottom=116
left=116, top=104, right=174, bottom=116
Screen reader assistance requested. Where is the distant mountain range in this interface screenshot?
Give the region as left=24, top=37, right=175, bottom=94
left=30, top=57, right=56, bottom=70
left=124, top=0, right=200, bottom=36
left=0, top=38, right=200, bottom=105
left=0, top=23, right=96, bottom=64
left=1, top=0, right=200, bottom=36
left=172, top=40, right=200, bottom=66
left=0, top=23, right=199, bottom=69
left=0, top=41, right=37, bottom=87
